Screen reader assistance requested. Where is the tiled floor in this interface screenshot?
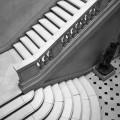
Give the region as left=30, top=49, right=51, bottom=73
left=0, top=50, right=21, bottom=98
left=85, top=56, right=120, bottom=120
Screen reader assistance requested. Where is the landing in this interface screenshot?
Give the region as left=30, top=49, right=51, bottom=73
left=0, top=50, right=21, bottom=105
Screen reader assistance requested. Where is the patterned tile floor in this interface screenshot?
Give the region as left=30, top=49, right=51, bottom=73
left=86, top=56, right=120, bottom=120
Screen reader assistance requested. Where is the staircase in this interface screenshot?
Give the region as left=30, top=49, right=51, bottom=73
left=12, top=0, right=120, bottom=93
left=0, top=55, right=120, bottom=120
left=0, top=0, right=120, bottom=120
left=0, top=76, right=101, bottom=120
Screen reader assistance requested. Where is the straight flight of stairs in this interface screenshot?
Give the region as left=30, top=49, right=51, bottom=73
left=0, top=76, right=101, bottom=120
left=12, top=0, right=88, bottom=64
left=11, top=0, right=98, bottom=71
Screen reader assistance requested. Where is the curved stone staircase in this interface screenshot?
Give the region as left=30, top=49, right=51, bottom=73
left=0, top=76, right=101, bottom=120
left=0, top=0, right=119, bottom=120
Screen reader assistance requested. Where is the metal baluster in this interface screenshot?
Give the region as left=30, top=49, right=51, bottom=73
left=80, top=18, right=86, bottom=28
left=62, top=35, right=69, bottom=47
left=91, top=7, right=96, bottom=18
left=76, top=21, right=83, bottom=33
left=94, top=3, right=100, bottom=15
left=48, top=50, right=53, bottom=60
left=66, top=30, right=72, bottom=41
left=44, top=54, right=49, bottom=65
left=72, top=24, right=78, bottom=37
left=37, top=62, right=40, bottom=67
left=86, top=11, right=92, bottom=22
left=39, top=58, right=45, bottom=69
left=81, top=16, right=86, bottom=26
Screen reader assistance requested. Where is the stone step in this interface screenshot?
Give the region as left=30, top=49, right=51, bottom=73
left=51, top=6, right=72, bottom=21
left=5, top=89, right=44, bottom=120
left=45, top=12, right=65, bottom=28
left=13, top=42, right=32, bottom=59
left=0, top=91, right=34, bottom=119
left=26, top=30, right=46, bottom=48
left=57, top=1, right=78, bottom=15
left=20, top=36, right=39, bottom=54
left=39, top=18, right=59, bottom=35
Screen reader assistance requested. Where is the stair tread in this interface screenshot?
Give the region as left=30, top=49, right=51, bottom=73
left=78, top=76, right=96, bottom=96
left=59, top=98, right=73, bottom=120
left=66, top=80, right=79, bottom=96
left=89, top=96, right=101, bottom=120
left=33, top=24, right=52, bottom=42
left=44, top=86, right=54, bottom=104
left=68, top=0, right=85, bottom=8
left=29, top=86, right=54, bottom=120
left=73, top=78, right=88, bottom=100
left=0, top=87, right=21, bottom=107
left=21, top=90, right=34, bottom=103
left=45, top=12, right=65, bottom=28
left=30, top=88, right=44, bottom=110
left=59, top=82, right=72, bottom=98
left=72, top=95, right=82, bottom=120
left=59, top=117, right=68, bottom=120
left=45, top=84, right=64, bottom=120
left=78, top=77, right=101, bottom=120
left=13, top=42, right=32, bottom=59
left=26, top=30, right=46, bottom=48
left=39, top=18, right=59, bottom=34
left=32, top=102, right=53, bottom=120
left=9, top=49, right=23, bottom=63
left=0, top=97, right=24, bottom=119
left=26, top=116, right=34, bottom=120
left=81, top=100, right=90, bottom=120
left=51, top=6, right=72, bottom=21
left=52, top=83, right=63, bottom=102
left=5, top=104, right=34, bottom=120
left=20, top=36, right=39, bottom=54
left=5, top=89, right=43, bottom=120
left=73, top=78, right=91, bottom=120
left=0, top=91, right=34, bottom=119
left=57, top=1, right=78, bottom=15
left=45, top=102, right=63, bottom=120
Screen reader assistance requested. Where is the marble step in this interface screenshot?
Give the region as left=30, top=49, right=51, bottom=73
left=5, top=89, right=44, bottom=120
left=51, top=6, right=72, bottom=21
left=20, top=36, right=39, bottom=54
left=45, top=12, right=65, bottom=28
left=57, top=1, right=78, bottom=15
left=26, top=30, right=46, bottom=48
left=13, top=42, right=32, bottom=59
left=0, top=91, right=34, bottom=119
left=68, top=0, right=86, bottom=8
left=39, top=18, right=59, bottom=35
